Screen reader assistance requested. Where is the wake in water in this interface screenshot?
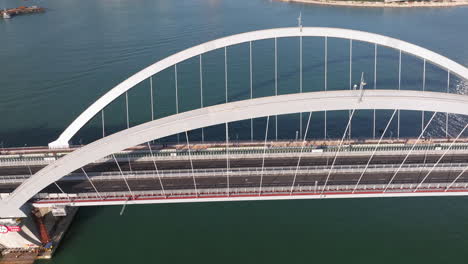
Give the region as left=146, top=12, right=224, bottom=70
left=429, top=79, right=468, bottom=138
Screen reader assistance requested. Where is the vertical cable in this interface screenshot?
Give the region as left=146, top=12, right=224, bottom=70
left=200, top=55, right=204, bottom=142
left=321, top=109, right=356, bottom=195
left=126, top=153, right=133, bottom=175
left=225, top=122, right=230, bottom=196
left=324, top=36, right=328, bottom=139
left=225, top=47, right=229, bottom=196
left=250, top=41, right=253, bottom=141
left=299, top=35, right=303, bottom=139
left=373, top=44, right=377, bottom=139
left=26, top=161, right=33, bottom=176
left=185, top=132, right=198, bottom=197
left=324, top=112, right=327, bottom=139
left=290, top=112, right=313, bottom=194
left=349, top=39, right=353, bottom=90
left=112, top=154, right=135, bottom=199
left=349, top=39, right=353, bottom=139
left=225, top=46, right=228, bottom=104
left=147, top=142, right=166, bottom=197
left=259, top=116, right=270, bottom=195
left=175, top=64, right=179, bottom=143
left=81, top=168, right=103, bottom=199
left=398, top=50, right=401, bottom=139
left=446, top=70, right=450, bottom=138
left=422, top=59, right=426, bottom=134
left=275, top=37, right=278, bottom=141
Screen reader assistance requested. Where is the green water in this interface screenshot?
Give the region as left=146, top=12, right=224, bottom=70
left=44, top=198, right=468, bottom=263
left=2, top=0, right=468, bottom=262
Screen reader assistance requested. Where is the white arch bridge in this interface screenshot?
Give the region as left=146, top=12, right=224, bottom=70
left=2, top=27, right=468, bottom=218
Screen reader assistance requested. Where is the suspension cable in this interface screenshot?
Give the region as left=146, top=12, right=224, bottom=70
left=53, top=182, right=71, bottom=201
left=383, top=111, right=438, bottom=192
left=414, top=122, right=468, bottom=192
left=81, top=168, right=103, bottom=200
left=321, top=109, right=356, bottom=195
left=290, top=112, right=313, bottom=194
left=112, top=154, right=135, bottom=199
left=250, top=41, right=253, bottom=141
left=225, top=123, right=230, bottom=196
left=259, top=116, right=270, bottom=195
left=185, top=131, right=198, bottom=197
left=353, top=109, right=397, bottom=193
left=275, top=38, right=278, bottom=141
left=147, top=142, right=166, bottom=197
left=445, top=165, right=468, bottom=192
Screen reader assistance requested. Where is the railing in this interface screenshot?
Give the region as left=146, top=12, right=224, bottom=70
left=0, top=144, right=468, bottom=166
left=31, top=181, right=468, bottom=206
left=3, top=142, right=468, bottom=166
left=2, top=163, right=468, bottom=184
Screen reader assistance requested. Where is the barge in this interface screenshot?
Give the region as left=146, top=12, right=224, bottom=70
left=0, top=6, right=45, bottom=19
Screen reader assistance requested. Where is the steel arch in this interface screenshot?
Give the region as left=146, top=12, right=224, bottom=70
left=48, top=27, right=468, bottom=148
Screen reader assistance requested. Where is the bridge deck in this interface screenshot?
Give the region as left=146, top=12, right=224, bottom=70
left=31, top=182, right=468, bottom=208
left=2, top=140, right=468, bottom=208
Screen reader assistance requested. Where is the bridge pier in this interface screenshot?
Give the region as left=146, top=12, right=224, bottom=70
left=0, top=205, right=77, bottom=262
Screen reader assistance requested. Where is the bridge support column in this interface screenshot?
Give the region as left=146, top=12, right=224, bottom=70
left=0, top=207, right=41, bottom=251
left=0, top=205, right=78, bottom=260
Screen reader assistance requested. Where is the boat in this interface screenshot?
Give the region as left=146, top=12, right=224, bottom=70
left=3, top=9, right=11, bottom=19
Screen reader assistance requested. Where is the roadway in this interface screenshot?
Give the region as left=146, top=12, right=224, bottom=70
left=1, top=164, right=467, bottom=195
left=2, top=151, right=468, bottom=176
left=2, top=142, right=468, bottom=204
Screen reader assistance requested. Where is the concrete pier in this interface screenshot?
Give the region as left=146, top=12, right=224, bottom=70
left=0, top=206, right=77, bottom=263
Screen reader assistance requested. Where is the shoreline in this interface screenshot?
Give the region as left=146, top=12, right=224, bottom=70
left=278, top=0, right=468, bottom=8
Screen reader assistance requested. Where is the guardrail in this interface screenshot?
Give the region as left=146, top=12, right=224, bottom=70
left=3, top=142, right=468, bottom=166
left=30, top=181, right=468, bottom=207
left=2, top=163, right=468, bottom=184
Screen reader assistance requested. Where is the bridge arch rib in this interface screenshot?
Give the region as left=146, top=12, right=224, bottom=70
left=3, top=89, right=468, bottom=217
left=49, top=27, right=468, bottom=148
